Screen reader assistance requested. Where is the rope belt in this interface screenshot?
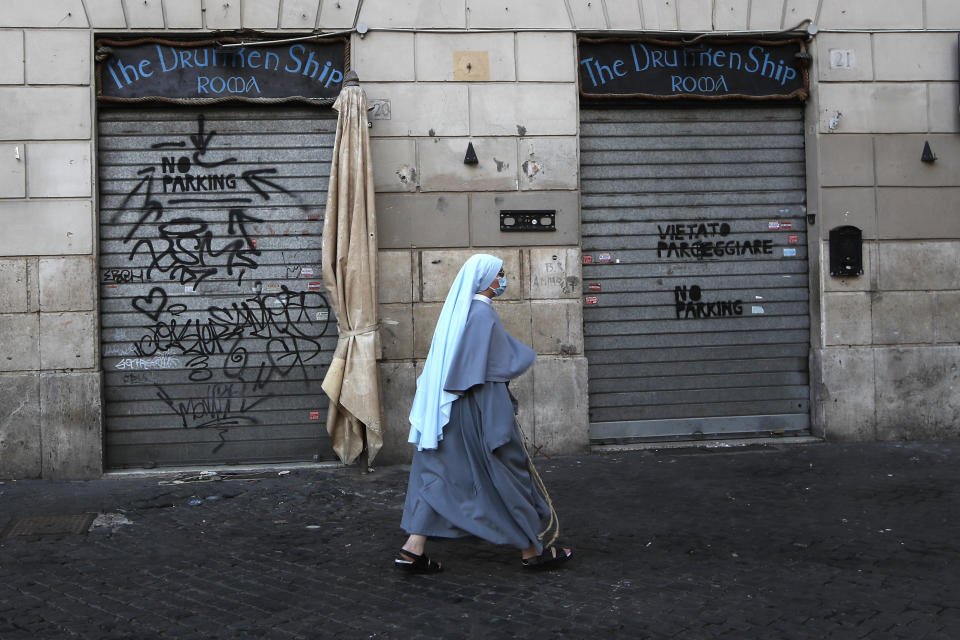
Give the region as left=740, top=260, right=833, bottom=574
left=515, top=416, right=560, bottom=549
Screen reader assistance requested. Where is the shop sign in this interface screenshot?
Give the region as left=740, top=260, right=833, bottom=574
left=578, top=37, right=808, bottom=101
left=96, top=37, right=347, bottom=104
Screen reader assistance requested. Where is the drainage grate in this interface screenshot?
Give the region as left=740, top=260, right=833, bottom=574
left=2, top=514, right=97, bottom=538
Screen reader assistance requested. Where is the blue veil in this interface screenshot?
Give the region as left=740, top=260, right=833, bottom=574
left=408, top=254, right=503, bottom=450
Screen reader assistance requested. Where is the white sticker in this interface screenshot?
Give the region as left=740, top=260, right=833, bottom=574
left=184, top=284, right=194, bottom=293
left=755, top=295, right=764, bottom=300
left=768, top=221, right=781, bottom=230
left=783, top=248, right=797, bottom=257
left=752, top=306, right=765, bottom=314
left=300, top=267, right=314, bottom=277
left=315, top=311, right=329, bottom=321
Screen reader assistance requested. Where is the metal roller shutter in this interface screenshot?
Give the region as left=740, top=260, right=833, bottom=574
left=580, top=106, right=810, bottom=441
left=98, top=107, right=338, bottom=468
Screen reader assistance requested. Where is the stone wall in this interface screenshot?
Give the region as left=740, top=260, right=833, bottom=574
left=0, top=14, right=99, bottom=479
left=0, top=0, right=958, bottom=477
left=354, top=24, right=585, bottom=463
left=810, top=12, right=960, bottom=441
left=375, top=247, right=588, bottom=464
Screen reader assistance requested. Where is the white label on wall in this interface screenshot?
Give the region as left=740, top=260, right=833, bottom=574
left=829, top=49, right=856, bottom=70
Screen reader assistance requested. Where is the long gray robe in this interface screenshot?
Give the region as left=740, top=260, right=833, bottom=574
left=401, top=298, right=549, bottom=551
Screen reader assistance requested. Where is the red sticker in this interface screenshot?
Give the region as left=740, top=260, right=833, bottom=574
left=597, top=253, right=612, bottom=263
left=585, top=295, right=599, bottom=306
left=582, top=255, right=593, bottom=264
left=250, top=238, right=257, bottom=247
left=588, top=283, right=601, bottom=292
left=781, top=221, right=793, bottom=230
left=307, top=281, right=323, bottom=291
left=309, top=410, right=320, bottom=420
left=788, top=235, right=799, bottom=244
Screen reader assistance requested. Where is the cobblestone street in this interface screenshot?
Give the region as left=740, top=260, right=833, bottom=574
left=2, top=441, right=958, bottom=639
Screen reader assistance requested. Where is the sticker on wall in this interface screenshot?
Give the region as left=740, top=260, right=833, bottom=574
left=585, top=295, right=599, bottom=306
left=588, top=283, right=602, bottom=292
left=768, top=221, right=781, bottom=230
left=307, top=281, right=323, bottom=291
left=300, top=267, right=314, bottom=277
left=184, top=284, right=195, bottom=293
left=309, top=410, right=321, bottom=421
left=752, top=306, right=765, bottom=314
left=250, top=238, right=257, bottom=248
left=582, top=255, right=593, bottom=264
left=779, top=208, right=791, bottom=214
left=597, top=253, right=612, bottom=263
left=755, top=295, right=764, bottom=300
left=783, top=248, right=797, bottom=257
left=780, top=221, right=793, bottom=230
left=265, top=283, right=282, bottom=292
left=788, top=235, right=799, bottom=244
left=315, top=311, right=329, bottom=321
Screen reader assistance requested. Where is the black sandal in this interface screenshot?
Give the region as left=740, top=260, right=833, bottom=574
left=521, top=545, right=572, bottom=570
left=394, top=549, right=443, bottom=574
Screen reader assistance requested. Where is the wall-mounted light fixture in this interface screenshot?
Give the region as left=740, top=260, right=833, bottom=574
left=464, top=142, right=478, bottom=165
left=921, top=140, right=937, bottom=163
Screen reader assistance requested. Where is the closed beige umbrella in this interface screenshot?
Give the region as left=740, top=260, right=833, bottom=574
left=321, top=71, right=383, bottom=466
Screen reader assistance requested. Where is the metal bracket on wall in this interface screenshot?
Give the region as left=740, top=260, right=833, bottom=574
left=500, top=210, right=556, bottom=232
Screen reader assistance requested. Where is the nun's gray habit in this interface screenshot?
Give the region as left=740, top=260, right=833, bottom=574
left=401, top=293, right=550, bottom=552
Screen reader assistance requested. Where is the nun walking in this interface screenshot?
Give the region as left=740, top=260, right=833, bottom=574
left=396, top=254, right=572, bottom=573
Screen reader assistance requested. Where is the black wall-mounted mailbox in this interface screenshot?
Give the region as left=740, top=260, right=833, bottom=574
left=829, top=225, right=863, bottom=277
left=500, top=210, right=556, bottom=232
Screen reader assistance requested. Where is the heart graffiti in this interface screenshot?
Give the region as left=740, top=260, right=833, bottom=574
left=132, top=286, right=169, bottom=321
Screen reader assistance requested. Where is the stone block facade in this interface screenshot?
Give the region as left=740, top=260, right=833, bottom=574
left=810, top=7, right=960, bottom=443
left=373, top=244, right=587, bottom=465
left=0, top=0, right=958, bottom=477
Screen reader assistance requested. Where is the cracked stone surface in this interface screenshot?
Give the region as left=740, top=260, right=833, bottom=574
left=1, top=441, right=958, bottom=639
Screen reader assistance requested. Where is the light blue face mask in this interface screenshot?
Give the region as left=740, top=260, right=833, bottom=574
left=492, top=275, right=507, bottom=297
